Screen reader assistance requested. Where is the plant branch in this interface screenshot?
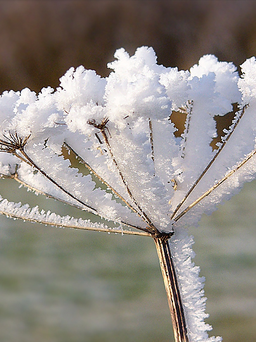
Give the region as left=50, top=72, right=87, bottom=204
left=180, top=100, right=193, bottom=159
left=4, top=171, right=146, bottom=233
left=173, top=146, right=256, bottom=223
left=88, top=119, right=158, bottom=235
left=149, top=118, right=154, bottom=162
left=63, top=142, right=140, bottom=216
left=0, top=132, right=99, bottom=215
left=0, top=132, right=151, bottom=235
left=19, top=148, right=100, bottom=215
left=171, top=103, right=247, bottom=220
left=154, top=236, right=188, bottom=342
left=0, top=204, right=151, bottom=237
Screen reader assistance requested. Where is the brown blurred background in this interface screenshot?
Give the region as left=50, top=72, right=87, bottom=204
left=1, top=1, right=256, bottom=93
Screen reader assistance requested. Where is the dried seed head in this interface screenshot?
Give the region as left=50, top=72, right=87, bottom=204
left=0, top=132, right=31, bottom=154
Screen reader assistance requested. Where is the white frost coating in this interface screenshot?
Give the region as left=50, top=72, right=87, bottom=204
left=169, top=229, right=222, bottom=342
left=1, top=47, right=256, bottom=341
left=105, top=47, right=171, bottom=128
left=190, top=55, right=241, bottom=114
left=0, top=197, right=111, bottom=231
left=57, top=67, right=106, bottom=109
left=160, top=67, right=190, bottom=110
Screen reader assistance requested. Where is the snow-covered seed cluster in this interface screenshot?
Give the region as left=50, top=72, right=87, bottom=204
left=1, top=47, right=256, bottom=341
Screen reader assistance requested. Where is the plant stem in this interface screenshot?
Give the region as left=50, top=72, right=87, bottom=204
left=154, top=237, right=188, bottom=342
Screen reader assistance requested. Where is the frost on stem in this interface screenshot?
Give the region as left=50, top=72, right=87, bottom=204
left=1, top=47, right=256, bottom=341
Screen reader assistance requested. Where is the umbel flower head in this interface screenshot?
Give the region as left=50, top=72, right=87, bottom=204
left=0, top=47, right=256, bottom=342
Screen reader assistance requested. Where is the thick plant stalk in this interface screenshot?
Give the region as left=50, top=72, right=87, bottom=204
left=154, top=236, right=189, bottom=342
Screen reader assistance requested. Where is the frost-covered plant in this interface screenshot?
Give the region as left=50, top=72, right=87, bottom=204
left=0, top=47, right=256, bottom=342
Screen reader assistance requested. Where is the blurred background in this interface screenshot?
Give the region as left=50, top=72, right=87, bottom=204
left=0, top=1, right=256, bottom=341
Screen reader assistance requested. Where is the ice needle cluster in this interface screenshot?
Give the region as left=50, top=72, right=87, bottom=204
left=1, top=47, right=256, bottom=341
